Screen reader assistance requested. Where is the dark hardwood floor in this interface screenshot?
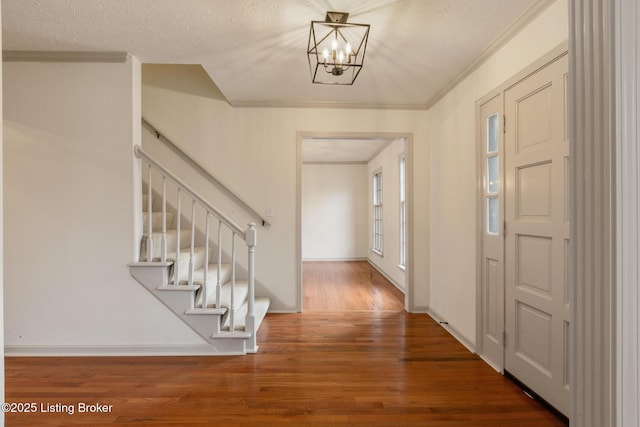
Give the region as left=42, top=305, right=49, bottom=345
left=4, top=262, right=566, bottom=426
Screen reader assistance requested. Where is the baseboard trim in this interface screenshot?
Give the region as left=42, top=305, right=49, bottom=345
left=264, top=309, right=298, bottom=314
left=425, top=307, right=476, bottom=354
left=367, top=259, right=406, bottom=294
left=302, top=257, right=368, bottom=262
left=4, top=344, right=242, bottom=357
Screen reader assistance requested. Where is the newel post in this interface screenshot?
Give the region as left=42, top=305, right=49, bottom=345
left=246, top=223, right=257, bottom=317
left=246, top=223, right=257, bottom=351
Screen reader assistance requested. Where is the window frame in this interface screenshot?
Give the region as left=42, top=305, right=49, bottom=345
left=372, top=169, right=383, bottom=256
left=399, top=154, right=406, bottom=269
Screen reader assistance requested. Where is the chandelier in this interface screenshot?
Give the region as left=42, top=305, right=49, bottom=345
left=307, top=12, right=370, bottom=85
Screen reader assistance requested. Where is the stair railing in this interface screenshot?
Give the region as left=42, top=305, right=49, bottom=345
left=135, top=145, right=255, bottom=334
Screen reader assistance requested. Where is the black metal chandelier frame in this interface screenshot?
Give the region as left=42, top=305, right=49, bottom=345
left=307, top=12, right=370, bottom=85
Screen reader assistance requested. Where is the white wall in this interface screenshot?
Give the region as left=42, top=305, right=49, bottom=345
left=368, top=140, right=406, bottom=290
left=302, top=164, right=368, bottom=261
left=142, top=65, right=430, bottom=312
left=3, top=59, right=206, bottom=352
left=427, top=0, right=568, bottom=344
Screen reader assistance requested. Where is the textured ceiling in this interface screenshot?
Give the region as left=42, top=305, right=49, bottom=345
left=302, top=138, right=394, bottom=163
left=2, top=0, right=548, bottom=109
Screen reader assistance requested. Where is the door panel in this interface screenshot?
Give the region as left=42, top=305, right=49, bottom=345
left=504, top=54, right=569, bottom=415
left=479, top=94, right=504, bottom=371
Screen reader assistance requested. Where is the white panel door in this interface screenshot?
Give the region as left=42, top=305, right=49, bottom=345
left=479, top=94, right=504, bottom=371
left=504, top=54, right=569, bottom=415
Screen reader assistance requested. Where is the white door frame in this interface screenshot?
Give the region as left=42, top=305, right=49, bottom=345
left=570, top=0, right=639, bottom=425
left=295, top=131, right=415, bottom=312
left=611, top=1, right=640, bottom=425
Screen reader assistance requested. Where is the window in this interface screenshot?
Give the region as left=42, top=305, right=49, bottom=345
left=373, top=170, right=383, bottom=255
left=399, top=155, right=406, bottom=268
left=486, top=113, right=499, bottom=234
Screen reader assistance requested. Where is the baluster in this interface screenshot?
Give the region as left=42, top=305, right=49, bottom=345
left=174, top=188, right=181, bottom=285
left=146, top=166, right=153, bottom=261
left=188, top=199, right=195, bottom=287
left=161, top=176, right=167, bottom=262
left=246, top=223, right=257, bottom=320
left=203, top=213, right=210, bottom=309
left=230, top=232, right=236, bottom=331
left=216, top=221, right=222, bottom=308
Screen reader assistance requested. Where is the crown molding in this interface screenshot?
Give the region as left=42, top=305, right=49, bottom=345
left=424, top=0, right=556, bottom=110
left=229, top=99, right=428, bottom=110
left=2, top=50, right=128, bottom=63
left=302, top=161, right=368, bottom=165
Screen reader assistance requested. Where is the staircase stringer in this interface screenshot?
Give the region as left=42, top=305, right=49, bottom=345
left=129, top=263, right=247, bottom=354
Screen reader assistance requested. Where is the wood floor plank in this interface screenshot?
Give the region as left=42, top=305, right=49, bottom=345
left=303, top=261, right=405, bottom=311
left=5, top=310, right=565, bottom=425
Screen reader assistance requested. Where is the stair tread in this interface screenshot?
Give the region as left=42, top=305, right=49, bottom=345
left=195, top=274, right=244, bottom=309
left=144, top=246, right=207, bottom=264
left=156, top=284, right=200, bottom=291
left=221, top=296, right=270, bottom=332
left=185, top=307, right=226, bottom=315
left=129, top=261, right=173, bottom=268
left=212, top=331, right=251, bottom=339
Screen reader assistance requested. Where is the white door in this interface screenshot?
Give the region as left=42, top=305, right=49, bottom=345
left=479, top=94, right=504, bottom=371
left=504, top=54, right=570, bottom=415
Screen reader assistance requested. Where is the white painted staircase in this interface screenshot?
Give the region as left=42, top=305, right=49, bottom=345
left=129, top=145, right=270, bottom=354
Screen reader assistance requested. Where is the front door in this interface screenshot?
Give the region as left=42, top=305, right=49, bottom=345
left=503, top=53, right=570, bottom=415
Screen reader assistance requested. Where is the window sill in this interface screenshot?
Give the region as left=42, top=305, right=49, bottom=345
left=398, top=264, right=406, bottom=271
left=371, top=249, right=383, bottom=257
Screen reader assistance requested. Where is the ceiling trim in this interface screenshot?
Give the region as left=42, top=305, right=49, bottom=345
left=2, top=50, right=128, bottom=63
left=424, top=0, right=556, bottom=109
left=302, top=161, right=368, bottom=165
left=229, top=100, right=428, bottom=110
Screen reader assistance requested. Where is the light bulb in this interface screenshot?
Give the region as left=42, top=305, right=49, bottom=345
left=331, top=38, right=338, bottom=51
left=338, top=50, right=345, bottom=63
left=322, top=48, right=329, bottom=63
left=345, top=43, right=352, bottom=55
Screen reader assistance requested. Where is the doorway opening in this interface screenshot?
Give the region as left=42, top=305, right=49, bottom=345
left=296, top=132, right=414, bottom=312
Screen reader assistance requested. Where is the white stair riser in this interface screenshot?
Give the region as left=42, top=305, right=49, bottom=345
left=194, top=265, right=235, bottom=308
left=140, top=230, right=192, bottom=261
left=221, top=296, right=270, bottom=333
left=172, top=248, right=208, bottom=284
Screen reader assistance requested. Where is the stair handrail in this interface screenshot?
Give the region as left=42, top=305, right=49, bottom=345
left=142, top=117, right=270, bottom=227
left=134, top=145, right=245, bottom=238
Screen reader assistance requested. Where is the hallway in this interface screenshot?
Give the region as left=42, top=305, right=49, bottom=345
left=303, top=261, right=405, bottom=311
